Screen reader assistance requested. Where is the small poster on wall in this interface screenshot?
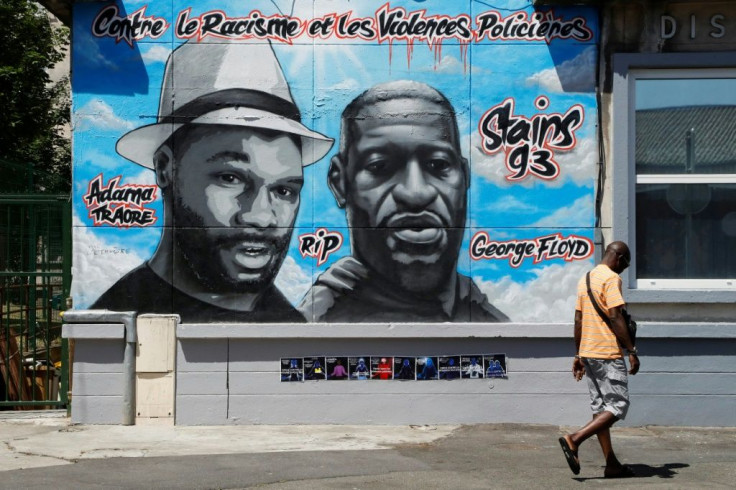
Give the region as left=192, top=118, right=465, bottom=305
left=280, top=358, right=303, bottom=382
left=439, top=356, right=462, bottom=380
left=371, top=357, right=393, bottom=380
left=461, top=355, right=485, bottom=379
left=281, top=354, right=507, bottom=382
left=484, top=354, right=507, bottom=378
left=349, top=357, right=371, bottom=380
left=393, top=357, right=416, bottom=380
left=304, top=356, right=326, bottom=381
left=416, top=356, right=439, bottom=380
left=326, top=356, right=349, bottom=380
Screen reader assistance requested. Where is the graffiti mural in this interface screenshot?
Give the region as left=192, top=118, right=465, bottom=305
left=71, top=0, right=599, bottom=323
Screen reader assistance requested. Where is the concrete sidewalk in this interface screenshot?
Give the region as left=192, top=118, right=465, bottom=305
left=1, top=411, right=735, bottom=489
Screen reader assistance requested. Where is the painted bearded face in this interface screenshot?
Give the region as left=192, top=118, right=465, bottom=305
left=170, top=125, right=302, bottom=293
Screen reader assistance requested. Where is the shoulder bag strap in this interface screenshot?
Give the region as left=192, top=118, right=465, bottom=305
left=586, top=272, right=613, bottom=330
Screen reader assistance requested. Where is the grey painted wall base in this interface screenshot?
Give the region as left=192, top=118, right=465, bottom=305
left=175, top=322, right=736, bottom=427
left=64, top=319, right=736, bottom=426
left=67, top=339, right=125, bottom=424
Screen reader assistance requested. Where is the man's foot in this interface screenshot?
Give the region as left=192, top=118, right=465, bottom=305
left=558, top=435, right=580, bottom=475
left=604, top=464, right=636, bottom=478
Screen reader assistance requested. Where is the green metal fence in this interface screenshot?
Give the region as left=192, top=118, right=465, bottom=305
left=1, top=195, right=71, bottom=409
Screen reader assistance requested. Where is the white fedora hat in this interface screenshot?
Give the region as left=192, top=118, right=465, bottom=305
left=116, top=39, right=333, bottom=168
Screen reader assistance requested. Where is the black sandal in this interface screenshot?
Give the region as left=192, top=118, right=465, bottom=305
left=558, top=436, right=580, bottom=475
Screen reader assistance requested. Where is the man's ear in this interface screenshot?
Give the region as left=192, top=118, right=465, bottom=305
left=328, top=154, right=347, bottom=209
left=461, top=156, right=470, bottom=189
left=153, top=145, right=174, bottom=189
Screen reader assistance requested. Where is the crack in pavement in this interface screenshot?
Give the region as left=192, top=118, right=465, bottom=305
left=3, top=440, right=77, bottom=465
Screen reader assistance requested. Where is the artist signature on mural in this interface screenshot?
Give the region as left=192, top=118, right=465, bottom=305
left=88, top=246, right=131, bottom=256
left=299, top=229, right=343, bottom=266
left=83, top=174, right=158, bottom=227
left=478, top=96, right=584, bottom=182
left=470, top=232, right=593, bottom=267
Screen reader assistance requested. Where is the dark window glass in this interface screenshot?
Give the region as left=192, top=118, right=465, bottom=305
left=636, top=184, right=736, bottom=279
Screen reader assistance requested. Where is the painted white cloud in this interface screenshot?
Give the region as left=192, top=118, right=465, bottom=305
left=530, top=196, right=593, bottom=227
left=553, top=136, right=597, bottom=186
left=327, top=78, right=360, bottom=92
left=71, top=218, right=147, bottom=308
left=525, top=46, right=596, bottom=94
left=76, top=100, right=135, bottom=132
left=469, top=131, right=508, bottom=185
left=275, top=255, right=314, bottom=306
left=123, top=168, right=157, bottom=187
left=141, top=45, right=171, bottom=64
left=470, top=133, right=597, bottom=188
left=419, top=55, right=484, bottom=75
left=81, top=148, right=122, bottom=171
left=486, top=195, right=539, bottom=214
left=475, top=260, right=590, bottom=323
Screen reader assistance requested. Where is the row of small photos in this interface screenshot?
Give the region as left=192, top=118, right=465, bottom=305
left=280, top=355, right=507, bottom=382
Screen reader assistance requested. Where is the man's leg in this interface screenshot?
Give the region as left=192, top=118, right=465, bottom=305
left=563, top=410, right=618, bottom=452
left=592, top=413, right=623, bottom=471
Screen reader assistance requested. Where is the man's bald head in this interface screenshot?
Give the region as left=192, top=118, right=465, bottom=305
left=605, top=241, right=630, bottom=258
left=338, top=80, right=461, bottom=158
left=603, top=241, right=631, bottom=273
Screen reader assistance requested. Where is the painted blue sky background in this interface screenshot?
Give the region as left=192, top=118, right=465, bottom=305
left=72, top=0, right=598, bottom=321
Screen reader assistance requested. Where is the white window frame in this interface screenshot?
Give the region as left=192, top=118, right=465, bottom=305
left=611, top=53, right=736, bottom=303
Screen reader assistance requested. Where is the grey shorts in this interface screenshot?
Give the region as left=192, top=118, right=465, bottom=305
left=583, top=358, right=630, bottom=420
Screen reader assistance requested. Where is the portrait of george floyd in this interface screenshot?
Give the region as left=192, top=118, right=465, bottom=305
left=298, top=81, right=510, bottom=322
left=73, top=1, right=599, bottom=325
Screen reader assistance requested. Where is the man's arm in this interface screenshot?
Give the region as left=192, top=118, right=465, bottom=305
left=609, top=305, right=640, bottom=375
left=573, top=310, right=585, bottom=381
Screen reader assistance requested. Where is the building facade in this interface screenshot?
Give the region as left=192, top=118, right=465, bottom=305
left=62, top=0, right=735, bottom=426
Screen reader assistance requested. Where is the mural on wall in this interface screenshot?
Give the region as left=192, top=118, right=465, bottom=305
left=71, top=0, right=599, bottom=323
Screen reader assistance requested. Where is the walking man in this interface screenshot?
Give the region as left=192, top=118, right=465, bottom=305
left=559, top=241, right=640, bottom=478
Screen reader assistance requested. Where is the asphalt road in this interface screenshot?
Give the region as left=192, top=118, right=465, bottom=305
left=1, top=422, right=734, bottom=489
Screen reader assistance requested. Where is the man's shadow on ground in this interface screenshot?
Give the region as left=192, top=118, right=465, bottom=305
left=574, top=463, right=689, bottom=481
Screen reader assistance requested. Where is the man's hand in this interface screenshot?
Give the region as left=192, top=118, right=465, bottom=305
left=572, top=357, right=585, bottom=381
left=628, top=353, right=640, bottom=375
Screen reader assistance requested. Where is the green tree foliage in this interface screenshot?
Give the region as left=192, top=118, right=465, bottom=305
left=0, top=0, right=70, bottom=193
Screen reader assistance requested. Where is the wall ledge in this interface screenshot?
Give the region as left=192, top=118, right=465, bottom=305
left=626, top=289, right=736, bottom=304
left=62, top=323, right=125, bottom=339
left=177, top=322, right=736, bottom=339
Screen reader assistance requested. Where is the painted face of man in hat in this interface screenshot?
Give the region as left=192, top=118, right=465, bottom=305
left=154, top=124, right=303, bottom=293
left=91, top=39, right=332, bottom=321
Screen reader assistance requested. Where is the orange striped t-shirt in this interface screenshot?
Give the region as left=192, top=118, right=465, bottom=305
left=576, top=264, right=625, bottom=359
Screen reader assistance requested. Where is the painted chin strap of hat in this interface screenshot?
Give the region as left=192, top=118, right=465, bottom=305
left=159, top=88, right=301, bottom=124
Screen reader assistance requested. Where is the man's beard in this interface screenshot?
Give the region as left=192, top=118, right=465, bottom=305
left=173, top=198, right=292, bottom=294
left=348, top=207, right=464, bottom=295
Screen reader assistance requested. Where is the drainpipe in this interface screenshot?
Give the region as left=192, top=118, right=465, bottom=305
left=62, top=310, right=137, bottom=425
